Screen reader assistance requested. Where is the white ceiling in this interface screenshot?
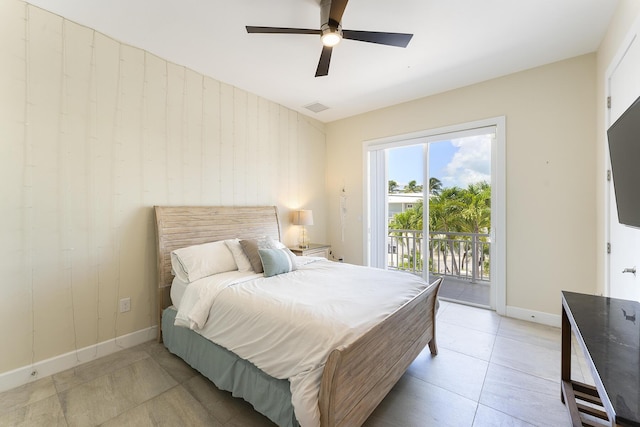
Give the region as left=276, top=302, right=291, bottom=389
left=26, top=0, right=619, bottom=123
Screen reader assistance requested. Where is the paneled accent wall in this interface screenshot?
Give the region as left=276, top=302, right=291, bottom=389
left=0, top=1, right=326, bottom=375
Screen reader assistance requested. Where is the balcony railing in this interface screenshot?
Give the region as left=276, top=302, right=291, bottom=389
left=388, top=229, right=490, bottom=283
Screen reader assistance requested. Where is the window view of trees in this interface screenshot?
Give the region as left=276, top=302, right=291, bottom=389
left=388, top=179, right=491, bottom=280
left=388, top=179, right=424, bottom=194
left=389, top=180, right=490, bottom=234
left=429, top=181, right=491, bottom=234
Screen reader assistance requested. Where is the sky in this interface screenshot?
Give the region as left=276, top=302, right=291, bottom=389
left=388, top=134, right=492, bottom=189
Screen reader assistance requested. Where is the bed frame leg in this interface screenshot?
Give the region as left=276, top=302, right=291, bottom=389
left=428, top=339, right=438, bottom=355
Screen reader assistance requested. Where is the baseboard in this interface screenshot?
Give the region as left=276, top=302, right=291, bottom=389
left=506, top=305, right=561, bottom=328
left=0, top=326, right=157, bottom=393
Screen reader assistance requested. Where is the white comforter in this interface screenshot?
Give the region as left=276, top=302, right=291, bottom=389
left=175, top=258, right=429, bottom=427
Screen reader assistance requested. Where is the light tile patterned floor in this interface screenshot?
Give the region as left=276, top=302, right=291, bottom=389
left=0, top=301, right=586, bottom=426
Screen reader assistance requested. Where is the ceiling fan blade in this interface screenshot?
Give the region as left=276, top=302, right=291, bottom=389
left=246, top=26, right=321, bottom=35
left=342, top=30, right=413, bottom=47
left=315, top=46, right=333, bottom=77
left=329, top=0, right=349, bottom=25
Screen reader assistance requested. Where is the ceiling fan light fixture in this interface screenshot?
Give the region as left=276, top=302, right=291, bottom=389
left=321, top=24, right=342, bottom=47
left=321, top=32, right=341, bottom=47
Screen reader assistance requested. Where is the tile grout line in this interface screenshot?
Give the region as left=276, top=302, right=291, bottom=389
left=55, top=388, right=70, bottom=427
left=96, top=345, right=177, bottom=426
left=470, top=314, right=501, bottom=426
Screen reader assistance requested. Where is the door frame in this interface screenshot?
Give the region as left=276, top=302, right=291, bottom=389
left=603, top=17, right=640, bottom=298
left=363, top=116, right=506, bottom=314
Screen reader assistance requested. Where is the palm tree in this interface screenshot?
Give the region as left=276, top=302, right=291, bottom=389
left=429, top=187, right=465, bottom=275
left=388, top=180, right=399, bottom=193
left=410, top=200, right=423, bottom=231
left=404, top=180, right=422, bottom=193
left=389, top=200, right=423, bottom=270
left=428, top=187, right=464, bottom=232
left=389, top=210, right=413, bottom=270
left=459, top=181, right=491, bottom=278
left=428, top=177, right=443, bottom=196
left=460, top=181, right=491, bottom=234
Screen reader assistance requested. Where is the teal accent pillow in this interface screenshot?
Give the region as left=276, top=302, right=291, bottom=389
left=239, top=236, right=285, bottom=273
left=258, top=248, right=297, bottom=277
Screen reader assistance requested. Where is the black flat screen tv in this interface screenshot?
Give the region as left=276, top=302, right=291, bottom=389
left=608, top=95, right=640, bottom=229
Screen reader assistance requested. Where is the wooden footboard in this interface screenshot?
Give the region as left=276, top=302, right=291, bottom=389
left=318, top=277, right=442, bottom=427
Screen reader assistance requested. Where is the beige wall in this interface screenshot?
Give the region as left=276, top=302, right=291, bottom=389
left=595, top=1, right=640, bottom=295
left=2, top=0, right=636, bottom=379
left=0, top=2, right=326, bottom=375
left=326, top=54, right=597, bottom=317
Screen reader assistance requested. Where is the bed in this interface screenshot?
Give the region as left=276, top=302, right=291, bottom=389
left=154, top=205, right=441, bottom=427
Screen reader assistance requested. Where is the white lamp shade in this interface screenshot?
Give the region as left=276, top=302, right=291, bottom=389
left=293, top=210, right=314, bottom=226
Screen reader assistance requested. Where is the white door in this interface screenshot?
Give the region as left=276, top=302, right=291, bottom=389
left=607, top=32, right=640, bottom=301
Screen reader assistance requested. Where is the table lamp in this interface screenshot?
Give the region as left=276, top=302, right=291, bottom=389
left=292, top=209, right=313, bottom=249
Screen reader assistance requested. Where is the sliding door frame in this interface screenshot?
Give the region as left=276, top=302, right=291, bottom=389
left=363, top=117, right=506, bottom=314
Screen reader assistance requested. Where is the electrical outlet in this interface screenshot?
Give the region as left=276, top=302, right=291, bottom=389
left=119, top=297, right=131, bottom=313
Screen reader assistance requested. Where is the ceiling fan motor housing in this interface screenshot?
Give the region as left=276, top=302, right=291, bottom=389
left=320, top=0, right=336, bottom=27
left=320, top=0, right=343, bottom=46
left=321, top=22, right=342, bottom=46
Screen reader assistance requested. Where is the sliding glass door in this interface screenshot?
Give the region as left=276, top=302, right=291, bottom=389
left=366, top=119, right=505, bottom=311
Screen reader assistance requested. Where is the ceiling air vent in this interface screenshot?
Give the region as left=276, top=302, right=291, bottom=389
left=304, top=102, right=329, bottom=113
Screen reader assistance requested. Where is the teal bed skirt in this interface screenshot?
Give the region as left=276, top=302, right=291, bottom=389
left=162, top=307, right=299, bottom=427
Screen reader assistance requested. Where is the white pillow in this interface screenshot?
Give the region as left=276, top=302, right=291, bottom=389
left=270, top=237, right=286, bottom=249
left=170, top=240, right=237, bottom=283
left=224, top=239, right=253, bottom=272
left=170, top=253, right=190, bottom=283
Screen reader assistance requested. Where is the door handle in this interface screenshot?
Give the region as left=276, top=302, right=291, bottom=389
left=622, top=267, right=636, bottom=274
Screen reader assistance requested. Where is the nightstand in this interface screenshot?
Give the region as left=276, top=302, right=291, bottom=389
left=289, top=243, right=331, bottom=259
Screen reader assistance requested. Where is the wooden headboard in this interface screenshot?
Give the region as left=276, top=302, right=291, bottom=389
left=154, top=205, right=282, bottom=339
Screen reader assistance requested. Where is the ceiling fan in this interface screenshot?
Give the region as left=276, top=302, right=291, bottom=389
left=246, top=0, right=413, bottom=77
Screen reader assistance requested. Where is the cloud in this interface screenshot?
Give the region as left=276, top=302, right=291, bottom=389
left=442, top=135, right=491, bottom=188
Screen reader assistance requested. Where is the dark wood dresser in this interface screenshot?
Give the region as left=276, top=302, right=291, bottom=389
left=561, top=291, right=640, bottom=426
